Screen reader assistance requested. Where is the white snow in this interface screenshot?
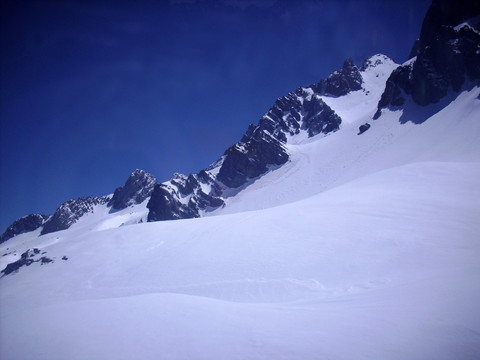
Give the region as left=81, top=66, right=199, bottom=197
left=1, top=85, right=480, bottom=359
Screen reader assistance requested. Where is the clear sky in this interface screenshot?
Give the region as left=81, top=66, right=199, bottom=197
left=0, top=0, right=431, bottom=231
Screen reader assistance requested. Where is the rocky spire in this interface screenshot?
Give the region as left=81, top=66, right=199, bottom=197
left=108, top=169, right=157, bottom=211
left=314, top=57, right=363, bottom=97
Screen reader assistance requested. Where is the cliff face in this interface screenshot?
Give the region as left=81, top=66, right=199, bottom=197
left=375, top=0, right=480, bottom=115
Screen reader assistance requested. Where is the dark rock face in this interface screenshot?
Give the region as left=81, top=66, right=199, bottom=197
left=41, top=196, right=109, bottom=235
left=147, top=184, right=198, bottom=221
left=314, top=58, right=363, bottom=97
left=303, top=97, right=342, bottom=137
left=0, top=214, right=49, bottom=243
left=217, top=130, right=289, bottom=188
left=375, top=0, right=480, bottom=115
left=374, top=63, right=414, bottom=118
left=409, top=0, right=480, bottom=60
left=147, top=171, right=224, bottom=222
left=109, top=169, right=157, bottom=210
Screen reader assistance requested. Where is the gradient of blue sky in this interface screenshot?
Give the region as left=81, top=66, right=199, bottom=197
left=0, top=0, right=430, bottom=230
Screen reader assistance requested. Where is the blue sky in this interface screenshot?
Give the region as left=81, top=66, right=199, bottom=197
left=0, top=0, right=430, bottom=231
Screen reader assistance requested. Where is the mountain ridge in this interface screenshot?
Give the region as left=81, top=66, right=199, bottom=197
left=1, top=54, right=394, bottom=240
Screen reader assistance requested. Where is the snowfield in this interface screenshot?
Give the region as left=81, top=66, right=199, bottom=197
left=1, top=86, right=480, bottom=359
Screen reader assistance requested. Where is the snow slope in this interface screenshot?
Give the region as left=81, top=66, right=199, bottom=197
left=1, top=85, right=480, bottom=359
left=1, top=158, right=479, bottom=359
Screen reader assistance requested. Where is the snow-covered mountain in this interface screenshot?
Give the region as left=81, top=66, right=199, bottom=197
left=3, top=0, right=479, bottom=236
left=1, top=1, right=480, bottom=359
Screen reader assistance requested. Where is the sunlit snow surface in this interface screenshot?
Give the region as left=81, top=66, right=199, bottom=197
left=1, top=87, right=480, bottom=359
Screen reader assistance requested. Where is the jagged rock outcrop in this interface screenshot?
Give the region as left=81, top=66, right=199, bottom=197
left=314, top=58, right=363, bottom=97
left=217, top=87, right=341, bottom=188
left=41, top=196, right=109, bottom=235
left=375, top=0, right=480, bottom=116
left=147, top=170, right=224, bottom=221
left=217, top=134, right=288, bottom=189
left=0, top=214, right=49, bottom=243
left=108, top=169, right=157, bottom=210
left=1, top=248, right=54, bottom=276
left=409, top=0, right=480, bottom=60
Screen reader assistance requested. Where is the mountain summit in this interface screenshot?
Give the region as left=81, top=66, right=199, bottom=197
left=109, top=169, right=157, bottom=211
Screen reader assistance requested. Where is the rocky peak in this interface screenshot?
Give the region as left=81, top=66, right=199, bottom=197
left=375, top=0, right=480, bottom=116
left=360, top=54, right=396, bottom=72
left=41, top=196, right=109, bottom=235
left=109, top=169, right=157, bottom=210
left=0, top=214, right=49, bottom=243
left=315, top=57, right=363, bottom=97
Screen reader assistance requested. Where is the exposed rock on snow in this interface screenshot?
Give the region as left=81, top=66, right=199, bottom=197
left=41, top=196, right=110, bottom=235
left=0, top=214, right=49, bottom=243
left=147, top=170, right=224, bottom=221
left=1, top=248, right=54, bottom=276
left=358, top=123, right=371, bottom=135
